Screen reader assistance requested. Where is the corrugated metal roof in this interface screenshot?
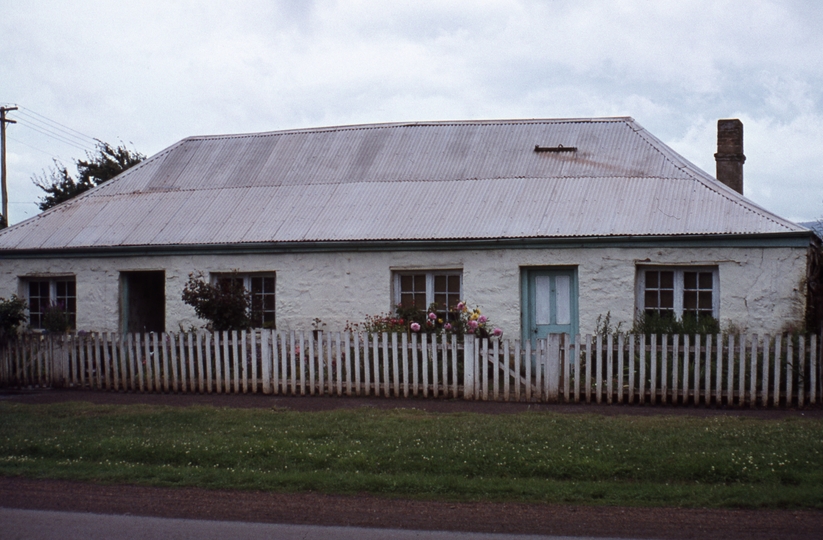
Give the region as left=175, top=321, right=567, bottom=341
left=0, top=117, right=807, bottom=251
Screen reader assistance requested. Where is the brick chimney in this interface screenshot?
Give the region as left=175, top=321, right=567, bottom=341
left=715, top=119, right=745, bottom=194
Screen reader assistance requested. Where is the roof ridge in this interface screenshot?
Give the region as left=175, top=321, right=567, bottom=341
left=185, top=116, right=635, bottom=141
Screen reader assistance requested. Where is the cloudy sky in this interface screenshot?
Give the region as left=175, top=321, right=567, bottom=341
left=2, top=0, right=821, bottom=225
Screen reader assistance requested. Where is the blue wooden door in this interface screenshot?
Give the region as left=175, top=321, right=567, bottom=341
left=522, top=268, right=578, bottom=344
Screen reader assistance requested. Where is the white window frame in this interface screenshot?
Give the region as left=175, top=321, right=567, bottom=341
left=21, top=275, right=77, bottom=330
left=635, top=266, right=719, bottom=320
left=211, top=272, right=276, bottom=328
left=392, top=270, right=462, bottom=312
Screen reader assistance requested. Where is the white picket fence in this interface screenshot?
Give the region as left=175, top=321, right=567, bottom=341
left=1, top=330, right=820, bottom=407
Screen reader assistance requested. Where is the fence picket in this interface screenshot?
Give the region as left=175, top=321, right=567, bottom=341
left=193, top=332, right=202, bottom=393
left=786, top=337, right=794, bottom=406
left=300, top=331, right=307, bottom=396
left=150, top=333, right=159, bottom=392
left=584, top=335, right=591, bottom=403
left=354, top=332, right=361, bottom=396
left=616, top=334, right=623, bottom=404
left=372, top=333, right=380, bottom=397
left=738, top=334, right=747, bottom=407
left=750, top=335, right=758, bottom=407
left=536, top=339, right=544, bottom=402
left=503, top=339, right=511, bottom=401
left=811, top=335, right=818, bottom=405
left=574, top=335, right=581, bottom=403
left=185, top=333, right=196, bottom=392
left=451, top=334, right=458, bottom=399
left=421, top=333, right=429, bottom=398
left=773, top=335, right=782, bottom=406
left=492, top=339, right=499, bottom=401
left=261, top=330, right=271, bottom=395
left=442, top=334, right=449, bottom=399
left=346, top=331, right=353, bottom=397
left=761, top=334, right=770, bottom=407
left=671, top=335, right=679, bottom=405
left=594, top=334, right=602, bottom=404
left=205, top=332, right=215, bottom=393
left=627, top=334, right=635, bottom=404
left=233, top=330, right=241, bottom=394
left=682, top=334, right=690, bottom=405
left=726, top=334, right=735, bottom=407
left=391, top=332, right=399, bottom=397
left=704, top=335, right=711, bottom=405
left=638, top=336, right=646, bottom=405
left=798, top=336, right=805, bottom=407
left=240, top=330, right=248, bottom=394
left=381, top=332, right=389, bottom=397
left=693, top=334, right=700, bottom=407
left=714, top=334, right=722, bottom=406
left=401, top=333, right=409, bottom=398
left=254, top=331, right=261, bottom=394
left=103, top=333, right=113, bottom=391
left=92, top=333, right=101, bottom=390
left=651, top=334, right=659, bottom=405
left=606, top=334, right=613, bottom=404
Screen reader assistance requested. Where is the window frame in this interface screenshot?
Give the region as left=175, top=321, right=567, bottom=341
left=635, top=266, right=719, bottom=320
left=21, top=275, right=77, bottom=330
left=392, top=270, right=463, bottom=315
left=210, top=272, right=276, bottom=329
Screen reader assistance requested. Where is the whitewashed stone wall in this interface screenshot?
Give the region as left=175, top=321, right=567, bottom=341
left=0, top=244, right=808, bottom=336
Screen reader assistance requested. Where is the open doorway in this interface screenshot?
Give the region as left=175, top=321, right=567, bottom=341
left=120, top=271, right=165, bottom=333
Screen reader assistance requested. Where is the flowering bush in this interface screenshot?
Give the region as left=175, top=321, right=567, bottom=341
left=359, top=300, right=501, bottom=339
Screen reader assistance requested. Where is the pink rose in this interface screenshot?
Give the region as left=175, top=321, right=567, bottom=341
left=410, top=322, right=421, bottom=332
left=444, top=323, right=452, bottom=331
left=468, top=320, right=479, bottom=330
left=428, top=312, right=437, bottom=320
left=493, top=328, right=502, bottom=337
left=478, top=315, right=487, bottom=323
left=455, top=302, right=464, bottom=311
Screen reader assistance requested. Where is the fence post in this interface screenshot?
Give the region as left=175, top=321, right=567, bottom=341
left=463, top=334, right=475, bottom=399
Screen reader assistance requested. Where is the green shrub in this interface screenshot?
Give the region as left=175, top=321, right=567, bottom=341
left=632, top=312, right=720, bottom=335
left=181, top=272, right=251, bottom=332
left=0, top=295, right=27, bottom=343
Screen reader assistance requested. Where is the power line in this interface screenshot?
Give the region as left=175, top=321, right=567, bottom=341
left=15, top=106, right=98, bottom=145
left=14, top=111, right=95, bottom=148
left=6, top=136, right=64, bottom=159
left=15, top=121, right=91, bottom=152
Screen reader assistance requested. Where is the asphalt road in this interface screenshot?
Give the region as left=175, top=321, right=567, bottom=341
left=0, top=507, right=634, bottom=540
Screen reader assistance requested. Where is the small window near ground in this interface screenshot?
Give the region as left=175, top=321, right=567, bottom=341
left=24, top=277, right=77, bottom=330
left=213, top=273, right=276, bottom=328
left=394, top=270, right=462, bottom=318
left=637, top=267, right=718, bottom=320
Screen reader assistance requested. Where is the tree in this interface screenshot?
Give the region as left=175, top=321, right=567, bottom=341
left=181, top=272, right=251, bottom=332
left=32, top=141, right=145, bottom=211
left=0, top=295, right=27, bottom=344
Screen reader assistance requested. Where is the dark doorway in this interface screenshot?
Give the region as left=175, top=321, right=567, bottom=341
left=120, top=271, right=165, bottom=333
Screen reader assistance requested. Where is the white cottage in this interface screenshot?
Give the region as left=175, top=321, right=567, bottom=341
left=0, top=117, right=817, bottom=340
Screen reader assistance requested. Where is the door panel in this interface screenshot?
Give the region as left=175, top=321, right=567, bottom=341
left=522, top=268, right=578, bottom=344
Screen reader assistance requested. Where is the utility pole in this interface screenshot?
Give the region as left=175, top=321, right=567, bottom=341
left=1, top=106, right=18, bottom=227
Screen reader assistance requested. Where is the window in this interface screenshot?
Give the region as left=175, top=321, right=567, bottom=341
left=393, top=271, right=462, bottom=318
left=213, top=273, right=276, bottom=328
left=637, top=267, right=718, bottom=320
left=24, top=277, right=77, bottom=330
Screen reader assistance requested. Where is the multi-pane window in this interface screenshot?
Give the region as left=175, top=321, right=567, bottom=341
left=214, top=273, right=276, bottom=328
left=638, top=267, right=717, bottom=320
left=394, top=271, right=461, bottom=318
left=25, top=277, right=77, bottom=330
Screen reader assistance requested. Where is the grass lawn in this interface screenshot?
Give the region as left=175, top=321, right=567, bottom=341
left=1, top=401, right=821, bottom=508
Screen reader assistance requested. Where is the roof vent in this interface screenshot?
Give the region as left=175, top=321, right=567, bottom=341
left=534, top=144, right=577, bottom=153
